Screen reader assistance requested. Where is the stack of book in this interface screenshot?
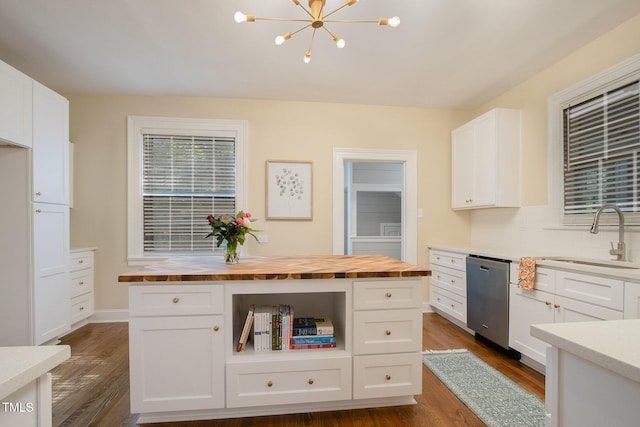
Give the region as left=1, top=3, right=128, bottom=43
left=291, top=317, right=335, bottom=349
left=236, top=306, right=336, bottom=352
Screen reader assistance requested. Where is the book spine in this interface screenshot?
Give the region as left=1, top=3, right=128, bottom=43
left=291, top=342, right=337, bottom=350
left=291, top=336, right=336, bottom=344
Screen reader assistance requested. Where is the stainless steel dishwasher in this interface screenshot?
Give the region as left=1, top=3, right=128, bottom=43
left=466, top=255, right=511, bottom=349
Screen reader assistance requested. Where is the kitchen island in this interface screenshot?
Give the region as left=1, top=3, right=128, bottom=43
left=532, top=319, right=640, bottom=426
left=119, top=255, right=430, bottom=423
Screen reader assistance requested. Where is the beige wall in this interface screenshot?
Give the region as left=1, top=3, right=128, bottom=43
left=68, top=96, right=470, bottom=310
left=475, top=13, right=640, bottom=207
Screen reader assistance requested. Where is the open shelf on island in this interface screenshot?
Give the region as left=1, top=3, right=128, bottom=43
left=231, top=290, right=348, bottom=357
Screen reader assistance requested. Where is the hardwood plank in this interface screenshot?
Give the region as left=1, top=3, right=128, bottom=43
left=51, top=313, right=545, bottom=426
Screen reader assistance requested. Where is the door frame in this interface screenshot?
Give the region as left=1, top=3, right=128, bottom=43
left=332, top=148, right=418, bottom=264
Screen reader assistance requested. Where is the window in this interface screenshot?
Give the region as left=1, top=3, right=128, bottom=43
left=550, top=54, right=640, bottom=225
left=127, top=117, right=247, bottom=263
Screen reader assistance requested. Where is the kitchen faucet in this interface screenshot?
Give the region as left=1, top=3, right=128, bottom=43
left=590, top=204, right=626, bottom=261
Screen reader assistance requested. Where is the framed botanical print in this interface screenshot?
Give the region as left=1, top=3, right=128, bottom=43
left=266, top=160, right=313, bottom=220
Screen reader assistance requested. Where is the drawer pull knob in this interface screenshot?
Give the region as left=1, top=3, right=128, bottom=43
left=78, top=260, right=84, bottom=264
left=308, top=379, right=314, bottom=385
left=554, top=304, right=560, bottom=309
left=451, top=259, right=455, bottom=263
left=545, top=301, right=552, bottom=306
left=79, top=281, right=84, bottom=285
left=35, top=192, right=42, bottom=196
left=35, top=209, right=42, bottom=213
left=213, top=325, right=220, bottom=332
left=79, top=306, right=84, bottom=311
left=172, top=297, right=180, bottom=304
left=385, top=330, right=391, bottom=336
left=267, top=381, right=273, bottom=388
left=386, top=292, right=392, bottom=298
left=385, top=374, right=391, bottom=381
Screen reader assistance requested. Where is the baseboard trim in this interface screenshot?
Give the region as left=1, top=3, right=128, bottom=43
left=90, top=309, right=129, bottom=323
left=422, top=302, right=434, bottom=313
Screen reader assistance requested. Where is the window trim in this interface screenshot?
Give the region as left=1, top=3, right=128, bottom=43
left=548, top=53, right=640, bottom=226
left=127, top=116, right=247, bottom=264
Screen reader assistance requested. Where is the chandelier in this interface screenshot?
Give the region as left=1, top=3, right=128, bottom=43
left=234, top=0, right=400, bottom=63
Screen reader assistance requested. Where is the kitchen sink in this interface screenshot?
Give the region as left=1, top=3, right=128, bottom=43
left=542, top=257, right=640, bottom=269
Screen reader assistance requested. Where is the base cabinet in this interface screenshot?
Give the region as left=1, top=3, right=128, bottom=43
left=509, top=266, right=624, bottom=367
left=129, top=315, right=225, bottom=413
left=127, top=277, right=423, bottom=422
left=429, top=249, right=468, bottom=326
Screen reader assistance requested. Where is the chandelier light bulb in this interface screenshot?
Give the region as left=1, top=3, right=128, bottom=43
left=335, top=38, right=346, bottom=49
left=303, top=51, right=311, bottom=64
left=275, top=36, right=285, bottom=45
left=234, top=11, right=247, bottom=23
left=388, top=16, right=401, bottom=27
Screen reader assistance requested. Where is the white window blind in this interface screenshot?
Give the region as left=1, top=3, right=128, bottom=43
left=563, top=79, right=640, bottom=221
left=142, top=134, right=236, bottom=254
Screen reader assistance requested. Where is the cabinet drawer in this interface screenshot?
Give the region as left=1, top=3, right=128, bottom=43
left=353, top=309, right=422, bottom=355
left=71, top=293, right=93, bottom=323
left=70, top=251, right=93, bottom=271
left=354, top=279, right=422, bottom=310
left=430, top=250, right=466, bottom=271
left=431, top=265, right=466, bottom=297
left=353, top=353, right=422, bottom=399
left=555, top=271, right=623, bottom=311
left=129, top=284, right=224, bottom=316
left=430, top=285, right=466, bottom=324
left=70, top=269, right=93, bottom=297
left=226, top=357, right=351, bottom=408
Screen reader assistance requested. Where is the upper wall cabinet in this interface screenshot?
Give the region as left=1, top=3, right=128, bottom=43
left=0, top=60, right=33, bottom=147
left=451, top=108, right=521, bottom=210
left=32, top=81, right=70, bottom=205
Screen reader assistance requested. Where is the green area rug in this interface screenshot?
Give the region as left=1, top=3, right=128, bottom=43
left=422, top=350, right=546, bottom=427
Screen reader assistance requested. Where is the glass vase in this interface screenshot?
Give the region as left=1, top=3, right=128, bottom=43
left=224, top=240, right=239, bottom=264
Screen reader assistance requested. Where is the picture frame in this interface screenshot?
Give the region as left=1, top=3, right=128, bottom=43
left=266, top=160, right=313, bottom=220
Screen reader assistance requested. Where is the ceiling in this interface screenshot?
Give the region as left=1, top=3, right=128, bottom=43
left=0, top=0, right=639, bottom=110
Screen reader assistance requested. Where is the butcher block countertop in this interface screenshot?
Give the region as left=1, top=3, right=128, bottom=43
left=119, top=254, right=430, bottom=283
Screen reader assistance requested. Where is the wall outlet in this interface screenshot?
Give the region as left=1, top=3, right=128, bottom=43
left=257, top=234, right=269, bottom=243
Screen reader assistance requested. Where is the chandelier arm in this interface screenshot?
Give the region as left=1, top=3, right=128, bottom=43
left=322, top=0, right=358, bottom=20
left=289, top=23, right=314, bottom=37
left=321, top=25, right=338, bottom=40
left=306, top=27, right=318, bottom=57
left=254, top=17, right=312, bottom=23
left=323, top=19, right=382, bottom=24
left=294, top=1, right=315, bottom=19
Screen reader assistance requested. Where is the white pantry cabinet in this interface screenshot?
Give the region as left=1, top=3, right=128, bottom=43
left=33, top=203, right=70, bottom=345
left=0, top=60, right=32, bottom=147
left=451, top=108, right=521, bottom=210
left=429, top=249, right=468, bottom=327
left=509, top=265, right=623, bottom=368
left=32, top=81, right=69, bottom=205
left=0, top=59, right=70, bottom=346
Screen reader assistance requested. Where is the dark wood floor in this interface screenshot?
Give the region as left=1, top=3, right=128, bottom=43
left=51, top=313, right=545, bottom=426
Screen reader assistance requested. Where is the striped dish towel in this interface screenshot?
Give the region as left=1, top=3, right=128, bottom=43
left=517, top=257, right=540, bottom=290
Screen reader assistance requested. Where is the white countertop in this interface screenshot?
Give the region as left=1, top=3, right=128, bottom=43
left=531, top=319, right=640, bottom=384
left=0, top=345, right=71, bottom=399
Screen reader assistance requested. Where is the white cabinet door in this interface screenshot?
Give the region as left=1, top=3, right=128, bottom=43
left=0, top=60, right=32, bottom=147
left=508, top=285, right=554, bottom=365
left=33, top=203, right=70, bottom=344
left=451, top=123, right=475, bottom=208
left=451, top=108, right=520, bottom=210
left=129, top=315, right=225, bottom=413
left=32, top=81, right=69, bottom=205
left=554, top=295, right=623, bottom=323
left=471, top=112, right=497, bottom=207
left=624, top=282, right=640, bottom=319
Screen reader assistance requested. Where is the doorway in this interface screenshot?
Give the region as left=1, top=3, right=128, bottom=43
left=332, top=148, right=418, bottom=264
